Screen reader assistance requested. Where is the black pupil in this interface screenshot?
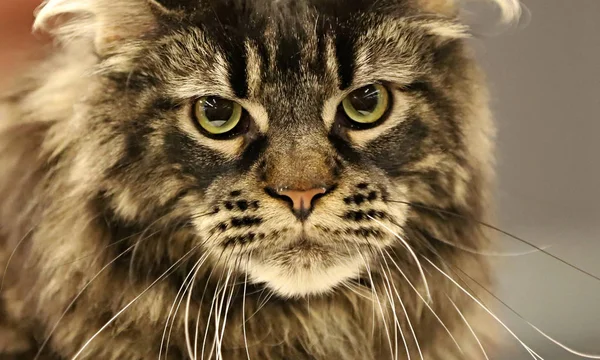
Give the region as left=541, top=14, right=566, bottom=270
left=348, top=85, right=379, bottom=114
left=204, top=97, right=234, bottom=126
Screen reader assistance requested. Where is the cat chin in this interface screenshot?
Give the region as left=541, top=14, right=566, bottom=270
left=246, top=255, right=365, bottom=298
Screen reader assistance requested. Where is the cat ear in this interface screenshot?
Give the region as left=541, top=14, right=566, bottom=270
left=413, top=0, right=522, bottom=41
left=418, top=19, right=471, bottom=41
left=417, top=0, right=458, bottom=17
left=34, top=0, right=172, bottom=55
left=417, top=0, right=522, bottom=23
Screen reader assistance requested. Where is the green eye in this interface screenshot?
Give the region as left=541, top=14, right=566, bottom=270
left=194, top=96, right=243, bottom=135
left=341, top=84, right=390, bottom=124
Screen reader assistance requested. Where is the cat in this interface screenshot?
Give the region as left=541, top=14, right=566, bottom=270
left=0, top=0, right=522, bottom=359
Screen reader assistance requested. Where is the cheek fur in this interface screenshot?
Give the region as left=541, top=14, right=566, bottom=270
left=0, top=0, right=511, bottom=359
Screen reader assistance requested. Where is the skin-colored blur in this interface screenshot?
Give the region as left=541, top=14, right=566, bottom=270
left=0, top=0, right=42, bottom=77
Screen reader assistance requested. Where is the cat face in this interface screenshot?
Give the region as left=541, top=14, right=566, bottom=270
left=47, top=0, right=490, bottom=298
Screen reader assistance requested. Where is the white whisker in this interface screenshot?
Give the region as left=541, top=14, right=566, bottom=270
left=215, top=269, right=233, bottom=360
left=365, top=238, right=408, bottom=360
left=430, top=235, right=552, bottom=257
left=379, top=258, right=409, bottom=360
left=368, top=215, right=431, bottom=303
left=220, top=278, right=236, bottom=357
left=447, top=295, right=490, bottom=360
left=453, top=264, right=600, bottom=359
left=124, top=212, right=190, bottom=287
left=36, top=242, right=136, bottom=360
left=383, top=249, right=464, bottom=355
left=159, top=257, right=200, bottom=360
left=1, top=226, right=36, bottom=293
left=242, top=253, right=252, bottom=360
left=199, top=250, right=231, bottom=360
left=195, top=266, right=219, bottom=360
left=26, top=213, right=107, bottom=272
left=528, top=323, right=600, bottom=359
left=380, top=259, right=403, bottom=360
left=184, top=256, right=210, bottom=360
left=340, top=240, right=378, bottom=339
left=423, top=257, right=543, bottom=360
left=201, top=282, right=220, bottom=360
left=245, top=289, right=274, bottom=323
left=71, top=244, right=202, bottom=360
left=341, top=282, right=375, bottom=301
left=380, top=250, right=423, bottom=360
left=351, top=242, right=396, bottom=360
left=158, top=256, right=206, bottom=360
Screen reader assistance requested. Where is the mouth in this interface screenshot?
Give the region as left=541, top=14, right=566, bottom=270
left=279, top=235, right=335, bottom=252
left=260, top=234, right=350, bottom=260
left=245, top=235, right=368, bottom=298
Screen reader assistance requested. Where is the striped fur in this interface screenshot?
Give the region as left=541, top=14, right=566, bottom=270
left=1, top=1, right=520, bottom=359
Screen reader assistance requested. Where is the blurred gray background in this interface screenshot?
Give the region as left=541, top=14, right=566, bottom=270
left=472, top=0, right=600, bottom=358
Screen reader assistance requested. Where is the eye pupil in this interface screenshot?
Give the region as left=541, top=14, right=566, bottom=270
left=348, top=85, right=380, bottom=115
left=194, top=96, right=244, bottom=136
left=204, top=97, right=235, bottom=127
left=340, top=83, right=390, bottom=126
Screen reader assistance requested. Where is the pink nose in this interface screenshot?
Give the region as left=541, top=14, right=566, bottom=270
left=277, top=187, right=327, bottom=216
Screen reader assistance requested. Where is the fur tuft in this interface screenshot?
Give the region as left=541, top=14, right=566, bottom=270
left=33, top=0, right=164, bottom=53
left=3, top=1, right=502, bottom=359
left=34, top=0, right=96, bottom=42
left=485, top=0, right=522, bottom=23
left=422, top=0, right=522, bottom=23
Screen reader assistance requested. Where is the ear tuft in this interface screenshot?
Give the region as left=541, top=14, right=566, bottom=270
left=485, top=0, right=522, bottom=24
left=418, top=0, right=458, bottom=17
left=34, top=0, right=167, bottom=54
left=419, top=20, right=471, bottom=40
left=419, top=0, right=522, bottom=24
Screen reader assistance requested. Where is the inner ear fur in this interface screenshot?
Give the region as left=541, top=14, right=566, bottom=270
left=34, top=0, right=172, bottom=55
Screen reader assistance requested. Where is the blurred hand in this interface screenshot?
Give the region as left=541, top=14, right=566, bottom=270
left=0, top=0, right=43, bottom=77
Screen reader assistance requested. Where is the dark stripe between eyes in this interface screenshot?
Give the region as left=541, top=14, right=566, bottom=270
left=276, top=35, right=303, bottom=74
left=228, top=45, right=249, bottom=99
left=334, top=33, right=356, bottom=90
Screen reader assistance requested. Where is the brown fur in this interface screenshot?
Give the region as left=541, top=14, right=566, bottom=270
left=0, top=0, right=519, bottom=359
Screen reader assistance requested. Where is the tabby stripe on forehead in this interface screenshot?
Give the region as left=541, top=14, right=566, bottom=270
left=334, top=32, right=356, bottom=90
left=276, top=34, right=303, bottom=74
left=225, top=42, right=249, bottom=99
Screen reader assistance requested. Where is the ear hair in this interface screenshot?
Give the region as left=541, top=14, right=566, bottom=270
left=420, top=0, right=522, bottom=24
left=34, top=0, right=170, bottom=54
left=480, top=0, right=522, bottom=23
left=413, top=0, right=522, bottom=41
left=414, top=19, right=471, bottom=40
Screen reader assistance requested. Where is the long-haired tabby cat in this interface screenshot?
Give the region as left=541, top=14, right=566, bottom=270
left=3, top=0, right=578, bottom=359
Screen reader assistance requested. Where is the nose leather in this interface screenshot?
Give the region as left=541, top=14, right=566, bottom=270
left=277, top=188, right=327, bottom=212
